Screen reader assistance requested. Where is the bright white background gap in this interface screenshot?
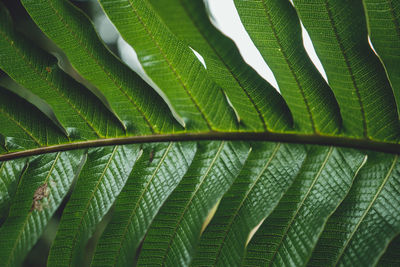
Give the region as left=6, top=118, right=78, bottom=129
left=98, top=0, right=328, bottom=93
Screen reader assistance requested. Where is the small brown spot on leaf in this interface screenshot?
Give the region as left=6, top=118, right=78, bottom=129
left=31, top=183, right=50, bottom=211
left=45, top=67, right=52, bottom=73
left=149, top=149, right=155, bottom=163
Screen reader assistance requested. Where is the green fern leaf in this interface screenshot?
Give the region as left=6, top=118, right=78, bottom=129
left=192, top=143, right=305, bottom=266
left=0, top=87, right=67, bottom=149
left=98, top=0, right=240, bottom=131
left=148, top=0, right=292, bottom=132
left=0, top=0, right=399, bottom=266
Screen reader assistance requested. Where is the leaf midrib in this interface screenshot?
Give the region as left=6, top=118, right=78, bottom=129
left=1, top=132, right=399, bottom=162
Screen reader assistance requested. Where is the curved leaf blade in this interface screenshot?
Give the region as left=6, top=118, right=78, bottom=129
left=148, top=0, right=293, bottom=132
left=192, top=143, right=306, bottom=267
left=0, top=4, right=125, bottom=140
left=0, top=87, right=68, bottom=150
left=47, top=144, right=141, bottom=266
left=308, top=152, right=400, bottom=266
left=99, top=0, right=239, bottom=131
left=21, top=0, right=183, bottom=135
left=363, top=0, right=400, bottom=115
left=91, top=142, right=196, bottom=267
left=0, top=135, right=7, bottom=154
left=293, top=0, right=400, bottom=141
left=0, top=158, right=26, bottom=222
left=137, top=141, right=251, bottom=266
left=0, top=150, right=83, bottom=267
left=233, top=0, right=341, bottom=134
left=243, top=147, right=366, bottom=266
left=377, top=234, right=400, bottom=266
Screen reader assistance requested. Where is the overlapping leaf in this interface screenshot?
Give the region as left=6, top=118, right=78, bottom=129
left=0, top=4, right=125, bottom=140
left=148, top=0, right=292, bottom=132
left=0, top=158, right=26, bottom=222
left=363, top=0, right=400, bottom=114
left=21, top=0, right=182, bottom=135
left=91, top=142, right=196, bottom=267
left=293, top=0, right=400, bottom=141
left=0, top=0, right=399, bottom=266
left=0, top=135, right=7, bottom=154
left=377, top=234, right=400, bottom=266
left=192, top=143, right=306, bottom=266
left=99, top=0, right=239, bottom=131
left=47, top=145, right=141, bottom=266
left=0, top=87, right=67, bottom=150
left=137, top=141, right=251, bottom=266
left=233, top=0, right=341, bottom=134
left=308, top=152, right=400, bottom=266
left=243, top=147, right=366, bottom=266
